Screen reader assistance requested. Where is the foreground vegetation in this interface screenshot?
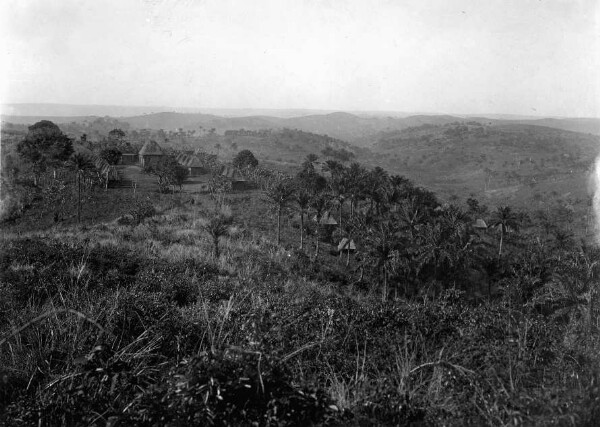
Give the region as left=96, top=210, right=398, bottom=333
left=1, top=192, right=600, bottom=425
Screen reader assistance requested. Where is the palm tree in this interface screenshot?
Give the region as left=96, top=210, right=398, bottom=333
left=346, top=163, right=367, bottom=219
left=69, top=153, right=96, bottom=223
left=293, top=188, right=312, bottom=250
left=397, top=198, right=424, bottom=240
left=324, top=160, right=344, bottom=176
left=415, top=222, right=456, bottom=282
left=361, top=219, right=399, bottom=301
left=197, top=205, right=235, bottom=258
left=264, top=179, right=295, bottom=245
left=329, top=173, right=348, bottom=231
left=490, top=205, right=520, bottom=259
left=309, top=192, right=332, bottom=258
left=534, top=244, right=600, bottom=335
left=365, top=167, right=389, bottom=215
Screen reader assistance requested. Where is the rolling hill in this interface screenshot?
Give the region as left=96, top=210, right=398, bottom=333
left=366, top=121, right=600, bottom=233
left=4, top=106, right=600, bottom=145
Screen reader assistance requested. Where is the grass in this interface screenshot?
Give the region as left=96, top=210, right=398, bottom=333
left=1, top=192, right=600, bottom=425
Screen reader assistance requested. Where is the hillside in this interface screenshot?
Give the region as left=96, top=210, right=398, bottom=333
left=369, top=121, right=600, bottom=232
left=114, top=112, right=469, bottom=145
left=4, top=109, right=600, bottom=146
left=511, top=117, right=600, bottom=136
left=2, top=157, right=600, bottom=424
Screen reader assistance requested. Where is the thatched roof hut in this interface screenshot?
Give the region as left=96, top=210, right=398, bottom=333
left=176, top=153, right=208, bottom=176
left=337, top=238, right=356, bottom=252
left=220, top=165, right=248, bottom=190
left=473, top=219, right=488, bottom=229
left=313, top=211, right=337, bottom=226
left=138, top=141, right=165, bottom=166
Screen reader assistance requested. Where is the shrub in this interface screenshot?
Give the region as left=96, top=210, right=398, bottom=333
left=232, top=149, right=259, bottom=169
left=129, top=199, right=155, bottom=225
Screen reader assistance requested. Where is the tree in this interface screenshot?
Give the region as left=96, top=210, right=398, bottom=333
left=309, top=192, right=332, bottom=258
left=196, top=205, right=235, bottom=258
left=108, top=128, right=126, bottom=144
left=296, top=163, right=327, bottom=195
left=324, top=160, right=344, bottom=176
left=293, top=187, right=312, bottom=250
left=232, top=150, right=259, bottom=169
left=534, top=244, right=600, bottom=335
left=329, top=164, right=349, bottom=230
left=365, top=167, right=389, bottom=215
left=264, top=179, right=295, bottom=245
left=360, top=218, right=400, bottom=301
left=171, top=163, right=189, bottom=191
left=43, top=179, right=71, bottom=223
left=345, top=163, right=367, bottom=219
left=304, top=153, right=319, bottom=164
left=99, top=147, right=122, bottom=165
left=490, top=205, right=520, bottom=259
left=144, top=156, right=189, bottom=193
left=68, top=153, right=96, bottom=223
left=17, top=120, right=74, bottom=183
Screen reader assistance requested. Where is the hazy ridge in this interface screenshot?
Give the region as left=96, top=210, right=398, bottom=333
left=4, top=104, right=600, bottom=145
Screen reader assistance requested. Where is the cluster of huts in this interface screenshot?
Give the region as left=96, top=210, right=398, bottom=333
left=118, top=141, right=355, bottom=252
left=119, top=140, right=248, bottom=189
left=308, top=211, right=357, bottom=254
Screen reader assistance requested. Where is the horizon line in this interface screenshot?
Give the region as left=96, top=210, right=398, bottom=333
left=2, top=102, right=599, bottom=120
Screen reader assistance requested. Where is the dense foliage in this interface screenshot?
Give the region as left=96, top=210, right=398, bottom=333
left=143, top=156, right=189, bottom=192
left=99, top=147, right=123, bottom=165
left=16, top=121, right=74, bottom=180
left=232, top=149, right=259, bottom=169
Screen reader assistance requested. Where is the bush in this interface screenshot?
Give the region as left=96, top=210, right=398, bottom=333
left=129, top=199, right=155, bottom=225
left=129, top=351, right=339, bottom=426
left=232, top=149, right=259, bottom=169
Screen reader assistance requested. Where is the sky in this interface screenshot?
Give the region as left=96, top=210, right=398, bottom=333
left=1, top=0, right=599, bottom=117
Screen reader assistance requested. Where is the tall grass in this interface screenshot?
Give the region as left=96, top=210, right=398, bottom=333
left=1, top=201, right=600, bottom=425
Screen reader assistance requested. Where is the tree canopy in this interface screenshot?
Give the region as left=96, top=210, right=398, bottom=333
left=144, top=156, right=189, bottom=192
left=99, top=147, right=122, bottom=165
left=232, top=150, right=259, bottom=169
left=17, top=120, right=74, bottom=167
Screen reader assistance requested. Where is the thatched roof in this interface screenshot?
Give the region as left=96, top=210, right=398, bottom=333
left=337, top=238, right=356, bottom=251
left=139, top=140, right=164, bottom=156
left=473, top=219, right=488, bottom=229
left=91, top=155, right=119, bottom=180
left=313, top=211, right=337, bottom=225
left=220, top=165, right=246, bottom=181
left=176, top=153, right=204, bottom=168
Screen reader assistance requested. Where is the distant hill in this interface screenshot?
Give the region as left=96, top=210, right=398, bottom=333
left=367, top=121, right=600, bottom=228
left=2, top=115, right=99, bottom=125
left=4, top=105, right=599, bottom=144
left=1, top=103, right=172, bottom=117
left=510, top=117, right=600, bottom=136
left=86, top=111, right=466, bottom=145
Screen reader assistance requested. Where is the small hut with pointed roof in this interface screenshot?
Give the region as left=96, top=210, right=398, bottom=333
left=176, top=153, right=208, bottom=177
left=337, top=238, right=356, bottom=253
left=138, top=140, right=165, bottom=167
left=220, top=165, right=248, bottom=191
left=473, top=219, right=488, bottom=230
left=312, top=211, right=338, bottom=226
left=313, top=211, right=338, bottom=242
